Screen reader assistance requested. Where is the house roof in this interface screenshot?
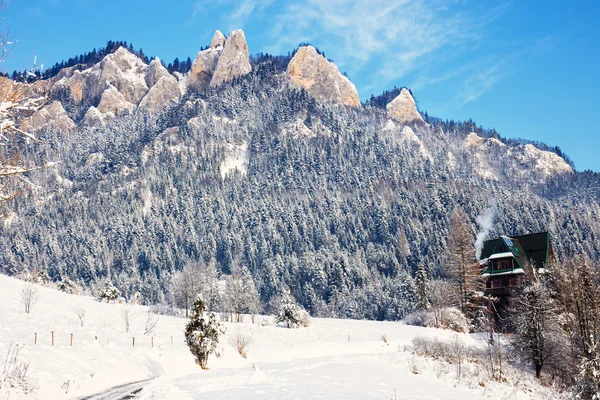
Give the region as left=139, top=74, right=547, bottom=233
left=479, top=231, right=552, bottom=269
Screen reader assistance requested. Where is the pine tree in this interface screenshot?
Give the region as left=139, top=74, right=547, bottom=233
left=185, top=296, right=225, bottom=370
left=415, top=263, right=429, bottom=310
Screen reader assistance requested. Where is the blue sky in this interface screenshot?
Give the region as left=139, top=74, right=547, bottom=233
left=3, top=0, right=599, bottom=171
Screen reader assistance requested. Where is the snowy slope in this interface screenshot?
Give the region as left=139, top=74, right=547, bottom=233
left=0, top=275, right=562, bottom=399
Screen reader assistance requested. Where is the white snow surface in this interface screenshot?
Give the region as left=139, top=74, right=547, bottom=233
left=0, top=275, right=562, bottom=399
left=221, top=142, right=249, bottom=178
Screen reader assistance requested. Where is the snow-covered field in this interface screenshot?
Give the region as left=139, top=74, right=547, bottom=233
left=0, top=275, right=563, bottom=399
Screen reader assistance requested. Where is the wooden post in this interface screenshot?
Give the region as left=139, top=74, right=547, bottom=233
left=34, top=332, right=37, bottom=345
left=70, top=333, right=73, bottom=347
left=348, top=335, right=350, bottom=342
left=52, top=331, right=54, bottom=346
left=132, top=337, right=135, bottom=347
left=95, top=335, right=97, bottom=341
left=171, top=336, right=173, bottom=345
left=151, top=337, right=154, bottom=348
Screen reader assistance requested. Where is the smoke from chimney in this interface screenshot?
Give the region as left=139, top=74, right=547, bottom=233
left=475, top=203, right=497, bottom=259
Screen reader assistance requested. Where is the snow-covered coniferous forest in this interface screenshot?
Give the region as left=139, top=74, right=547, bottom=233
left=1, top=24, right=599, bottom=399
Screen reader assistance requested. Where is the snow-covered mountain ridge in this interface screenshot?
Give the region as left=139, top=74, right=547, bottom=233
left=0, top=29, right=597, bottom=322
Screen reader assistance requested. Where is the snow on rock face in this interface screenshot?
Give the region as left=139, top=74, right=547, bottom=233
left=464, top=133, right=572, bottom=182
left=287, top=46, right=360, bottom=107
left=19, top=101, right=75, bottom=133
left=523, top=143, right=573, bottom=177
left=86, top=47, right=149, bottom=106
left=221, top=142, right=249, bottom=178
left=386, top=88, right=424, bottom=123
left=79, top=106, right=108, bottom=128
left=187, top=29, right=252, bottom=93
left=383, top=120, right=431, bottom=160
left=282, top=118, right=316, bottom=138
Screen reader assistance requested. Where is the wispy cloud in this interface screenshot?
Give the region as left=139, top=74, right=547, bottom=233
left=190, top=0, right=515, bottom=105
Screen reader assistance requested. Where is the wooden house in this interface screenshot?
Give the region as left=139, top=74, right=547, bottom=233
left=479, top=232, right=553, bottom=301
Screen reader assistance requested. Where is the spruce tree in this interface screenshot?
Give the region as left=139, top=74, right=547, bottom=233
left=185, top=296, right=225, bottom=369
left=415, top=263, right=429, bottom=311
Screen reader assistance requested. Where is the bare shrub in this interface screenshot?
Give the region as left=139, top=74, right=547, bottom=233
left=144, top=311, right=159, bottom=336
left=404, top=307, right=468, bottom=333
left=74, top=307, right=85, bottom=327
left=0, top=343, right=32, bottom=393
left=20, top=284, right=39, bottom=314
left=451, top=334, right=466, bottom=380
left=439, top=308, right=469, bottom=333
left=403, top=310, right=433, bottom=327
left=407, top=355, right=420, bottom=374
left=411, top=336, right=481, bottom=364
left=230, top=330, right=252, bottom=358
left=297, top=309, right=311, bottom=327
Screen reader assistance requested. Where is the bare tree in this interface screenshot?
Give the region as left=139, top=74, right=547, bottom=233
left=122, top=307, right=131, bottom=333
left=428, top=280, right=453, bottom=328
left=225, top=262, right=260, bottom=323
left=553, top=255, right=600, bottom=395
left=143, top=310, right=159, bottom=336
left=509, top=280, right=567, bottom=378
left=74, top=307, right=86, bottom=327
left=20, top=284, right=39, bottom=314
left=444, top=207, right=483, bottom=317
left=172, top=260, right=220, bottom=317
left=0, top=2, right=47, bottom=218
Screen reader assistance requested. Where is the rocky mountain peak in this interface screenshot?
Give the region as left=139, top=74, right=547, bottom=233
left=211, top=30, right=251, bottom=87
left=187, top=29, right=252, bottom=93
left=386, top=88, right=424, bottom=123
left=287, top=46, right=360, bottom=107
left=145, top=57, right=170, bottom=87
left=209, top=30, right=226, bottom=48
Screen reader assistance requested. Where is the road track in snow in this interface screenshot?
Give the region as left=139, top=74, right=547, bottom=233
left=77, top=378, right=154, bottom=400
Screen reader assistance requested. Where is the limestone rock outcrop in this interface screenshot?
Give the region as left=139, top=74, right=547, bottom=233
left=186, top=29, right=252, bottom=93
left=187, top=47, right=221, bottom=92
left=20, top=101, right=75, bottom=133
left=139, top=75, right=181, bottom=114
left=87, top=47, right=149, bottom=105
left=287, top=46, right=360, bottom=107
left=211, top=30, right=251, bottom=87
left=386, top=88, right=424, bottom=123
left=79, top=106, right=107, bottom=128
left=145, top=58, right=171, bottom=88
left=209, top=30, right=226, bottom=48
left=97, top=85, right=135, bottom=115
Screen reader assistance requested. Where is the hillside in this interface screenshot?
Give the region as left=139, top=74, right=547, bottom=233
left=1, top=29, right=599, bottom=320
left=0, top=275, right=564, bottom=399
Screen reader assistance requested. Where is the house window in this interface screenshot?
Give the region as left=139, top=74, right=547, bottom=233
left=495, top=260, right=510, bottom=271
left=490, top=279, right=503, bottom=288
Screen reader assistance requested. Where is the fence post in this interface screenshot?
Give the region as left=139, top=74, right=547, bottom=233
left=151, top=337, right=154, bottom=348
left=132, top=337, right=135, bottom=347
left=171, top=336, right=173, bottom=345
left=70, top=333, right=73, bottom=347
left=34, top=332, right=37, bottom=345
left=52, top=331, right=54, bottom=346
